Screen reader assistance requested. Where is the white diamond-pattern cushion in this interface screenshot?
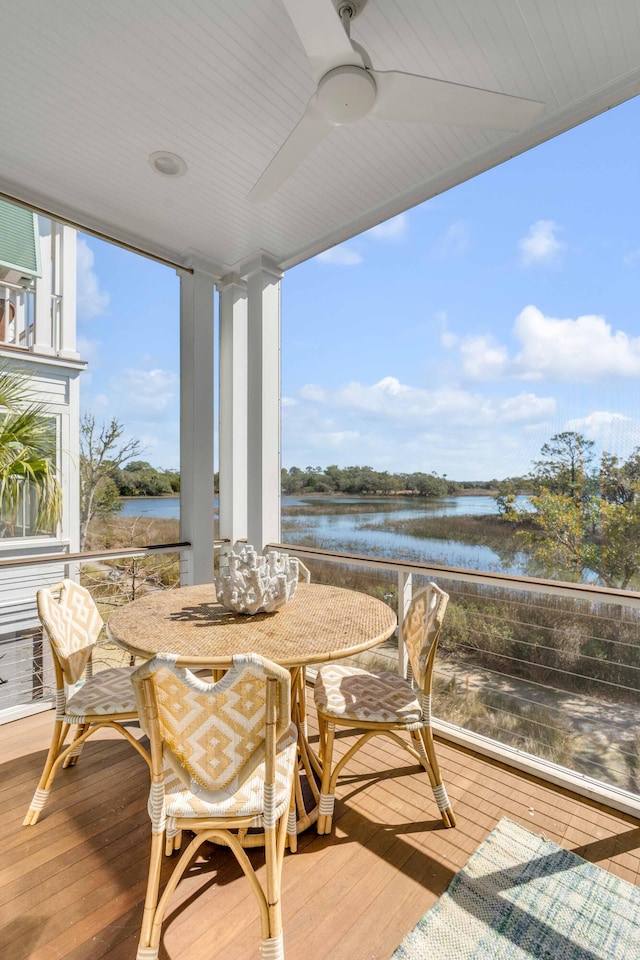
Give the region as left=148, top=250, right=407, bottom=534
left=65, top=667, right=138, bottom=718
left=314, top=664, right=422, bottom=724
left=37, top=580, right=104, bottom=684
left=161, top=723, right=298, bottom=821
left=403, top=586, right=445, bottom=689
left=154, top=665, right=274, bottom=792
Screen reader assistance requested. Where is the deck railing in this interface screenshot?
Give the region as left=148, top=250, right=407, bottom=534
left=272, top=541, right=640, bottom=818
left=0, top=541, right=193, bottom=722
left=2, top=537, right=639, bottom=816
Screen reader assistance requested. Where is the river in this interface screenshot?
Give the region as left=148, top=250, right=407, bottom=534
left=120, top=494, right=530, bottom=574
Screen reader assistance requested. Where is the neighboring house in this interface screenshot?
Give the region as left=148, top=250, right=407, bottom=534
left=0, top=198, right=85, bottom=723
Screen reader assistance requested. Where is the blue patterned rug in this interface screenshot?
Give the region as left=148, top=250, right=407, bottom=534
left=392, top=817, right=640, bottom=959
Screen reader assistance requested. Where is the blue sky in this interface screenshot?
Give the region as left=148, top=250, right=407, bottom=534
left=77, top=94, right=640, bottom=481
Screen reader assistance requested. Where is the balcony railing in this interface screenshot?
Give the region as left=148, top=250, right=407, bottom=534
left=272, top=542, right=640, bottom=818
left=0, top=284, right=64, bottom=352
left=2, top=538, right=639, bottom=817
left=0, top=284, right=35, bottom=349
left=0, top=540, right=192, bottom=722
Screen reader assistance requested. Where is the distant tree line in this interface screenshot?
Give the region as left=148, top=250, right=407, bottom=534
left=280, top=464, right=496, bottom=497
left=112, top=460, right=180, bottom=497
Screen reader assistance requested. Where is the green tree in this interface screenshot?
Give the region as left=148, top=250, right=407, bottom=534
left=0, top=363, right=62, bottom=536
left=80, top=414, right=142, bottom=549
left=494, top=479, right=520, bottom=519
left=115, top=460, right=173, bottom=496
left=518, top=434, right=640, bottom=588
left=530, top=431, right=595, bottom=500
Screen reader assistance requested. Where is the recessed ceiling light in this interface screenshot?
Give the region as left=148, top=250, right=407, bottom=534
left=149, top=151, right=187, bottom=177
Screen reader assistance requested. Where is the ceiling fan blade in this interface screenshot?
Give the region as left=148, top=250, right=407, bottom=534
left=249, top=99, right=330, bottom=202
left=371, top=70, right=545, bottom=130
left=281, top=0, right=363, bottom=83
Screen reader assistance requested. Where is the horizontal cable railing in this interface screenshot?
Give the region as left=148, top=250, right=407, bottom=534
left=0, top=541, right=193, bottom=721
left=272, top=541, right=640, bottom=816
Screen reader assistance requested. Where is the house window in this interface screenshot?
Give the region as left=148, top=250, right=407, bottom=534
left=1, top=479, right=49, bottom=538
left=0, top=415, right=59, bottom=540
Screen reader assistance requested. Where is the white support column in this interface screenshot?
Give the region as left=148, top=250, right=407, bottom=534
left=179, top=266, right=216, bottom=585
left=217, top=274, right=248, bottom=552
left=58, top=225, right=78, bottom=357
left=64, top=371, right=81, bottom=552
left=244, top=255, right=283, bottom=552
left=33, top=218, right=53, bottom=354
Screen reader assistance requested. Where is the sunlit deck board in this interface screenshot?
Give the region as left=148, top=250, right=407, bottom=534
left=1, top=707, right=639, bottom=960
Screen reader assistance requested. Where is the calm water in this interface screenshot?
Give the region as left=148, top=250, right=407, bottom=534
left=120, top=494, right=529, bottom=574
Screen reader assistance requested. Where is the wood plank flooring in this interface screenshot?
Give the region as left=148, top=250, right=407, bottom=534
left=2, top=706, right=639, bottom=960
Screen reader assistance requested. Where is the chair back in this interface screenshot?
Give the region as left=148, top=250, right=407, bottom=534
left=402, top=583, right=449, bottom=691
left=36, top=579, right=104, bottom=685
left=131, top=653, right=292, bottom=794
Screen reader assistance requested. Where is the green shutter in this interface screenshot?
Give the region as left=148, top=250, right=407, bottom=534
left=0, top=199, right=41, bottom=279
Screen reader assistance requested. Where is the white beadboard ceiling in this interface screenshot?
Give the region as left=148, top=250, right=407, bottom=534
left=0, top=0, right=639, bottom=274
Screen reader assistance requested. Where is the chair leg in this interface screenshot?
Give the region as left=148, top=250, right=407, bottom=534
left=63, top=722, right=89, bottom=767
left=316, top=719, right=336, bottom=835
left=261, top=817, right=286, bottom=960
left=23, top=720, right=69, bottom=825
left=136, top=831, right=166, bottom=960
left=415, top=727, right=456, bottom=828
left=286, top=783, right=297, bottom=853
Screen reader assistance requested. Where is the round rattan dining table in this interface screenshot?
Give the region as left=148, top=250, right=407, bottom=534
left=107, top=581, right=397, bottom=845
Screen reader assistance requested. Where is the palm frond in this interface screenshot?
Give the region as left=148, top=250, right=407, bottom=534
left=0, top=362, right=62, bottom=536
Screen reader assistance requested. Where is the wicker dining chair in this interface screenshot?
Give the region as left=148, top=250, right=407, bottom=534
left=23, top=579, right=150, bottom=825
left=131, top=652, right=298, bottom=960
left=314, top=582, right=456, bottom=834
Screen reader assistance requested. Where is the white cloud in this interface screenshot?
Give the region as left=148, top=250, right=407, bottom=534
left=299, top=376, right=554, bottom=428
left=499, top=393, right=556, bottom=423
left=436, top=311, right=458, bottom=349
left=436, top=220, right=470, bottom=257
left=300, top=384, right=327, bottom=402
left=448, top=306, right=640, bottom=383
left=75, top=335, right=99, bottom=360
left=564, top=411, right=640, bottom=456
left=283, top=377, right=557, bottom=477
left=316, top=244, right=362, bottom=265
left=513, top=305, right=640, bottom=381
left=367, top=213, right=408, bottom=241
left=459, top=335, right=509, bottom=380
left=518, top=220, right=563, bottom=266
left=76, top=237, right=109, bottom=319
left=440, top=332, right=458, bottom=348
left=566, top=411, right=629, bottom=432
left=111, top=367, right=178, bottom=416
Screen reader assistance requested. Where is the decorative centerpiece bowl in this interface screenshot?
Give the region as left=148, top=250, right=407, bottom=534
left=214, top=545, right=300, bottom=615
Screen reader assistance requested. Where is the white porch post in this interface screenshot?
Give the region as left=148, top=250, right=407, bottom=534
left=58, top=225, right=78, bottom=357
left=179, top=265, right=216, bottom=585
left=217, top=274, right=248, bottom=551
left=33, top=219, right=52, bottom=353
left=244, top=256, right=283, bottom=551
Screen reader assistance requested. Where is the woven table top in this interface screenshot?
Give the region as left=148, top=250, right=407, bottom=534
left=106, top=581, right=397, bottom=667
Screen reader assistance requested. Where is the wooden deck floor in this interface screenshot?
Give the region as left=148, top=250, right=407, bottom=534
left=2, top=705, right=640, bottom=960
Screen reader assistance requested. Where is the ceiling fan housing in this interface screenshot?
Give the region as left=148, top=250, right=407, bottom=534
left=316, top=65, right=377, bottom=124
